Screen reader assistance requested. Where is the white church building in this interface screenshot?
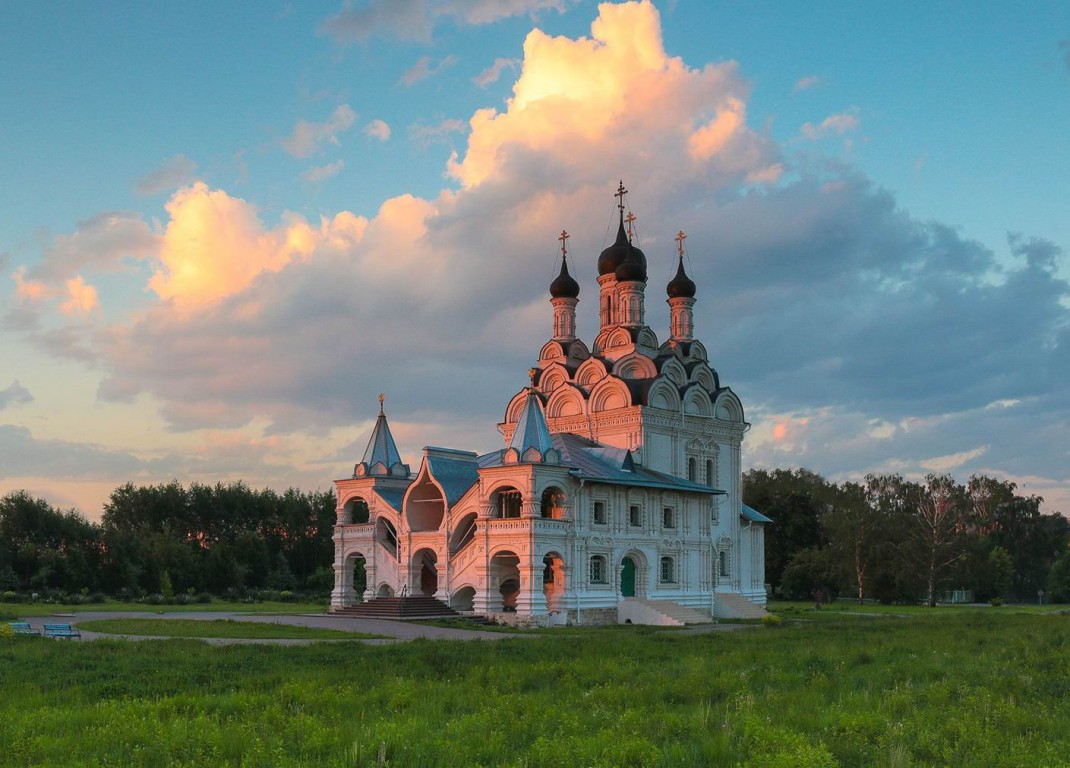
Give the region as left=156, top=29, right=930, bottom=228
left=331, top=184, right=769, bottom=625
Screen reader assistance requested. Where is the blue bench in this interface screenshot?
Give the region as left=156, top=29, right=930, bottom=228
left=43, top=623, right=81, bottom=639
left=8, top=621, right=40, bottom=636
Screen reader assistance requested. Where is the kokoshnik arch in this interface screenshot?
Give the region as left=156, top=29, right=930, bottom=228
left=331, top=183, right=770, bottom=626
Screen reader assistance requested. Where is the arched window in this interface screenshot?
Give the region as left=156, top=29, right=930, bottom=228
left=706, top=459, right=715, bottom=487
left=718, top=550, right=728, bottom=578
left=540, top=487, right=566, bottom=519
left=589, top=555, right=608, bottom=584
left=687, top=457, right=696, bottom=482
left=660, top=556, right=675, bottom=583
left=592, top=500, right=607, bottom=525
left=496, top=488, right=522, bottom=518
left=662, top=507, right=675, bottom=529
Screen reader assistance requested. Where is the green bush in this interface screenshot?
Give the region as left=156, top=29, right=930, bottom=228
left=990, top=597, right=1003, bottom=607
left=0, top=623, right=13, bottom=639
left=1, top=590, right=20, bottom=603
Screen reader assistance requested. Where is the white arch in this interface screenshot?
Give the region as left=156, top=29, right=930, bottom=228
left=605, top=327, right=632, bottom=350
left=686, top=340, right=708, bottom=362
left=589, top=377, right=631, bottom=413
left=714, top=389, right=744, bottom=423
left=647, top=378, right=681, bottom=411
left=688, top=361, right=718, bottom=392
left=575, top=357, right=608, bottom=388
left=567, top=340, right=590, bottom=360
left=546, top=384, right=586, bottom=418
left=636, top=327, right=659, bottom=350
left=659, top=357, right=687, bottom=387
left=682, top=385, right=713, bottom=417
left=612, top=352, right=658, bottom=380
left=539, top=340, right=566, bottom=362
left=538, top=362, right=570, bottom=394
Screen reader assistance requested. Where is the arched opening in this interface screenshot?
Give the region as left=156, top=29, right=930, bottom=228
left=542, top=552, right=566, bottom=610
left=406, top=474, right=445, bottom=531
left=687, top=457, right=697, bottom=482
left=540, top=487, right=567, bottom=519
left=411, top=548, right=438, bottom=596
left=449, top=512, right=478, bottom=554
left=342, top=496, right=370, bottom=524
left=450, top=586, right=475, bottom=612
left=375, top=517, right=399, bottom=559
left=620, top=556, right=637, bottom=597
left=376, top=583, right=395, bottom=598
left=491, top=486, right=523, bottom=518
left=343, top=552, right=367, bottom=604
left=491, top=550, right=521, bottom=612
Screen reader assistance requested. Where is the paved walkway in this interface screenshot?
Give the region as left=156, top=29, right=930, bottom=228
left=29, top=611, right=748, bottom=646
left=38, top=611, right=528, bottom=645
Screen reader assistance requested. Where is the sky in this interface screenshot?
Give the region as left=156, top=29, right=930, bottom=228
left=1, top=0, right=1068, bottom=520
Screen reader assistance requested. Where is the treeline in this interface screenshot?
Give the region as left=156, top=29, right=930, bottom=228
left=0, top=483, right=336, bottom=601
left=746, top=469, right=1070, bottom=605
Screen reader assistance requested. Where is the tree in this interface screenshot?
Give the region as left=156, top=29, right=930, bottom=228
left=1047, top=551, right=1070, bottom=603
left=824, top=481, right=887, bottom=603
left=906, top=474, right=971, bottom=607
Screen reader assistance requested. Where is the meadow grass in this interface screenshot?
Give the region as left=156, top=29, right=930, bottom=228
left=76, top=618, right=386, bottom=641
left=1, top=610, right=1067, bottom=767
left=7, top=600, right=327, bottom=616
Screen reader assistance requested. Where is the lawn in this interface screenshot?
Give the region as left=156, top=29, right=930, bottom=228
left=75, top=618, right=386, bottom=641
left=1, top=609, right=1066, bottom=767
left=3, top=599, right=328, bottom=617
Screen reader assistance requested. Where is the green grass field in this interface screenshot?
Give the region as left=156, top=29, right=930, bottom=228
left=75, top=618, right=385, bottom=641
left=2, top=599, right=328, bottom=617
left=1, top=609, right=1067, bottom=767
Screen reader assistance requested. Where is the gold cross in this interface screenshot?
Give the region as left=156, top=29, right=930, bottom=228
left=558, top=229, right=569, bottom=258
left=625, top=211, right=637, bottom=241
left=378, top=393, right=385, bottom=414
left=528, top=367, right=538, bottom=387
left=675, top=230, right=687, bottom=258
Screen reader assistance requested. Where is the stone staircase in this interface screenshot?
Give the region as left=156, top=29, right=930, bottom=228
left=713, top=592, right=768, bottom=619
left=618, top=597, right=714, bottom=626
left=331, top=596, right=469, bottom=620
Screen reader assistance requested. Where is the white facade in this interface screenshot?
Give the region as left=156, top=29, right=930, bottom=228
left=332, top=191, right=768, bottom=625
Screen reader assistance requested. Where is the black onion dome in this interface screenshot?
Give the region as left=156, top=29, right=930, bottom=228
left=597, top=215, right=631, bottom=276
left=666, top=255, right=696, bottom=298
left=614, top=238, right=648, bottom=282
left=549, top=255, right=580, bottom=298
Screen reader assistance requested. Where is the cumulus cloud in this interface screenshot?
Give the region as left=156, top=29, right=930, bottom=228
left=59, top=275, right=99, bottom=315
left=8, top=0, right=1069, bottom=513
left=281, top=104, right=357, bottom=158
left=401, top=55, right=457, bottom=85
left=801, top=108, right=861, bottom=140
left=474, top=57, right=518, bottom=87
left=23, top=211, right=160, bottom=284
left=364, top=118, right=391, bottom=141
left=135, top=154, right=198, bottom=196
left=0, top=381, right=33, bottom=410
left=302, top=160, right=345, bottom=182
left=320, top=0, right=569, bottom=44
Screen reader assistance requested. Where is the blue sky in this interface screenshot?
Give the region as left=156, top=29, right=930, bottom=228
left=1, top=0, right=1068, bottom=518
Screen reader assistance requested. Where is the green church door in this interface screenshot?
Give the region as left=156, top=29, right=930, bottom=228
left=621, top=556, right=636, bottom=597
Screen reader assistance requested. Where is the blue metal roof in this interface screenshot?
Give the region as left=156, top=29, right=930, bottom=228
left=508, top=389, right=555, bottom=459
left=361, top=410, right=403, bottom=469
left=425, top=450, right=480, bottom=507
left=741, top=503, right=773, bottom=523
left=376, top=487, right=407, bottom=513
left=479, top=432, right=723, bottom=496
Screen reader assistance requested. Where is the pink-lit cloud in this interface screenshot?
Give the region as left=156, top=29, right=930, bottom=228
left=364, top=119, right=392, bottom=141
left=135, top=154, right=198, bottom=196
left=281, top=104, right=357, bottom=158
left=801, top=108, right=861, bottom=140
left=474, top=57, right=518, bottom=87
left=401, top=55, right=457, bottom=86
left=59, top=276, right=99, bottom=315
left=302, top=160, right=345, bottom=182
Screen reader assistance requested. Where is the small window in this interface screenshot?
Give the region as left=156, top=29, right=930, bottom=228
left=629, top=505, right=642, bottom=527
left=662, top=507, right=675, bottom=529
left=719, top=550, right=728, bottom=577
left=660, top=556, right=675, bottom=583
left=687, top=457, right=696, bottom=482
left=706, top=459, right=715, bottom=487
left=590, top=555, right=607, bottom=584
left=593, top=500, right=607, bottom=525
